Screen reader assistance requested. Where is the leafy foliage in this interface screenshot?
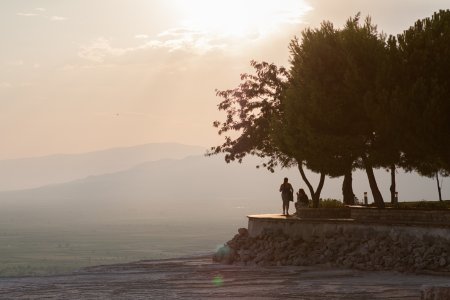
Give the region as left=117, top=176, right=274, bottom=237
left=316, top=199, right=345, bottom=208
left=396, top=10, right=450, bottom=175
left=210, top=10, right=450, bottom=209
left=281, top=14, right=387, bottom=208
left=209, top=60, right=292, bottom=172
left=209, top=60, right=327, bottom=207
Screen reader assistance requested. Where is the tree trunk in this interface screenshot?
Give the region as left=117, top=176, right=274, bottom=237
left=297, top=164, right=325, bottom=208
left=342, top=168, right=354, bottom=205
left=298, top=164, right=314, bottom=202
left=362, top=156, right=385, bottom=208
left=313, top=172, right=326, bottom=208
left=436, top=172, right=443, bottom=202
left=390, top=164, right=396, bottom=204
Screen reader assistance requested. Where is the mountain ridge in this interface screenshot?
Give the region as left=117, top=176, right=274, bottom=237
left=0, top=153, right=445, bottom=225
left=0, top=143, right=205, bottom=191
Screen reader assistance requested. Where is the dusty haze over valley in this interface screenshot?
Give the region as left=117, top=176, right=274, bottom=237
left=1, top=2, right=449, bottom=295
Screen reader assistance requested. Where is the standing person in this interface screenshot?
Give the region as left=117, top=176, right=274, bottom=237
left=279, top=177, right=293, bottom=216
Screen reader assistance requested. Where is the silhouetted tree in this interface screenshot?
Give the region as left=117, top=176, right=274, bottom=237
left=396, top=10, right=450, bottom=200
left=368, top=35, right=404, bottom=204
left=211, top=11, right=450, bottom=208
left=209, top=61, right=289, bottom=168
left=283, top=15, right=387, bottom=208
left=209, top=61, right=327, bottom=207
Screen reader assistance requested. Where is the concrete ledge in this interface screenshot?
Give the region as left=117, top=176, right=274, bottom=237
left=248, top=213, right=450, bottom=228
left=351, top=207, right=450, bottom=224
left=247, top=214, right=450, bottom=240
left=252, top=207, right=450, bottom=226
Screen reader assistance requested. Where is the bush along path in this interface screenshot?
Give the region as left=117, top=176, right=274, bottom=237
left=213, top=227, right=450, bottom=274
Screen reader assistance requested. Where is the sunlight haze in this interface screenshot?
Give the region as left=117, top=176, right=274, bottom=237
left=0, top=0, right=448, bottom=159
left=0, top=0, right=449, bottom=282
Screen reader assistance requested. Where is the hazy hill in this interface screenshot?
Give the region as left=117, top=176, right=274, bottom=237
left=0, top=154, right=445, bottom=225
left=0, top=155, right=282, bottom=224
left=0, top=143, right=204, bottom=191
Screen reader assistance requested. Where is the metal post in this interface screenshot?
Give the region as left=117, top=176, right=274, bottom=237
left=394, top=192, right=398, bottom=206
left=364, top=192, right=368, bottom=206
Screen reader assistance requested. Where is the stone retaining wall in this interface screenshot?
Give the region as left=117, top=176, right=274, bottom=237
left=247, top=217, right=450, bottom=240
left=422, top=286, right=450, bottom=300
left=298, top=208, right=351, bottom=219
left=214, top=216, right=450, bottom=275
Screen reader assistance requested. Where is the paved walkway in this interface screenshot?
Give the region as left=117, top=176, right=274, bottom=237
left=1, top=256, right=449, bottom=299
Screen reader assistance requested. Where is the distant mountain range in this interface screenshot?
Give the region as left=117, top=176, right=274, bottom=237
left=0, top=143, right=205, bottom=191
left=0, top=143, right=446, bottom=225
left=0, top=154, right=285, bottom=224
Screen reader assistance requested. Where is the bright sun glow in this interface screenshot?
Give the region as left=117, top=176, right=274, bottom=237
left=172, top=0, right=313, bottom=38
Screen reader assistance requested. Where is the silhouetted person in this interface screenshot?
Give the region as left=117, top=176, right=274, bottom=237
left=295, top=188, right=309, bottom=215
left=279, top=177, right=293, bottom=215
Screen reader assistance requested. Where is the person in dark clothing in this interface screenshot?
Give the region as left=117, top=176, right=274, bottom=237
left=295, top=188, right=309, bottom=215
left=279, top=177, right=293, bottom=215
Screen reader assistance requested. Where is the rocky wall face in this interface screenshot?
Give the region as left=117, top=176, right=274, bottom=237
left=213, top=226, right=450, bottom=274
left=299, top=208, right=351, bottom=219
left=421, top=286, right=450, bottom=300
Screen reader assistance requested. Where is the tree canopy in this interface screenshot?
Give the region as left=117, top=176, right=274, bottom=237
left=395, top=10, right=450, bottom=176
left=209, top=60, right=291, bottom=171
left=281, top=15, right=388, bottom=208
left=210, top=10, right=450, bottom=207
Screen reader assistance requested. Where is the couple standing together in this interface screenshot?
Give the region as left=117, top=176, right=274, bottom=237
left=279, top=177, right=309, bottom=216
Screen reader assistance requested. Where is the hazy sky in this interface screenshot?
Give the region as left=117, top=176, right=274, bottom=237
left=1, top=0, right=448, bottom=159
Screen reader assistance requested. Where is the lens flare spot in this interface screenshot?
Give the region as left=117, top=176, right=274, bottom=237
left=212, top=274, right=224, bottom=286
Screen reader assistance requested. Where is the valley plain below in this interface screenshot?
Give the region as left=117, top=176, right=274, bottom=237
left=0, top=219, right=242, bottom=277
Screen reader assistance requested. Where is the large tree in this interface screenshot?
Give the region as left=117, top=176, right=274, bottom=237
left=273, top=21, right=353, bottom=207
left=209, top=61, right=326, bottom=206
left=395, top=10, right=450, bottom=200
left=283, top=15, right=387, bottom=208
left=367, top=35, right=404, bottom=204
left=209, top=61, right=289, bottom=168
left=211, top=11, right=450, bottom=208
